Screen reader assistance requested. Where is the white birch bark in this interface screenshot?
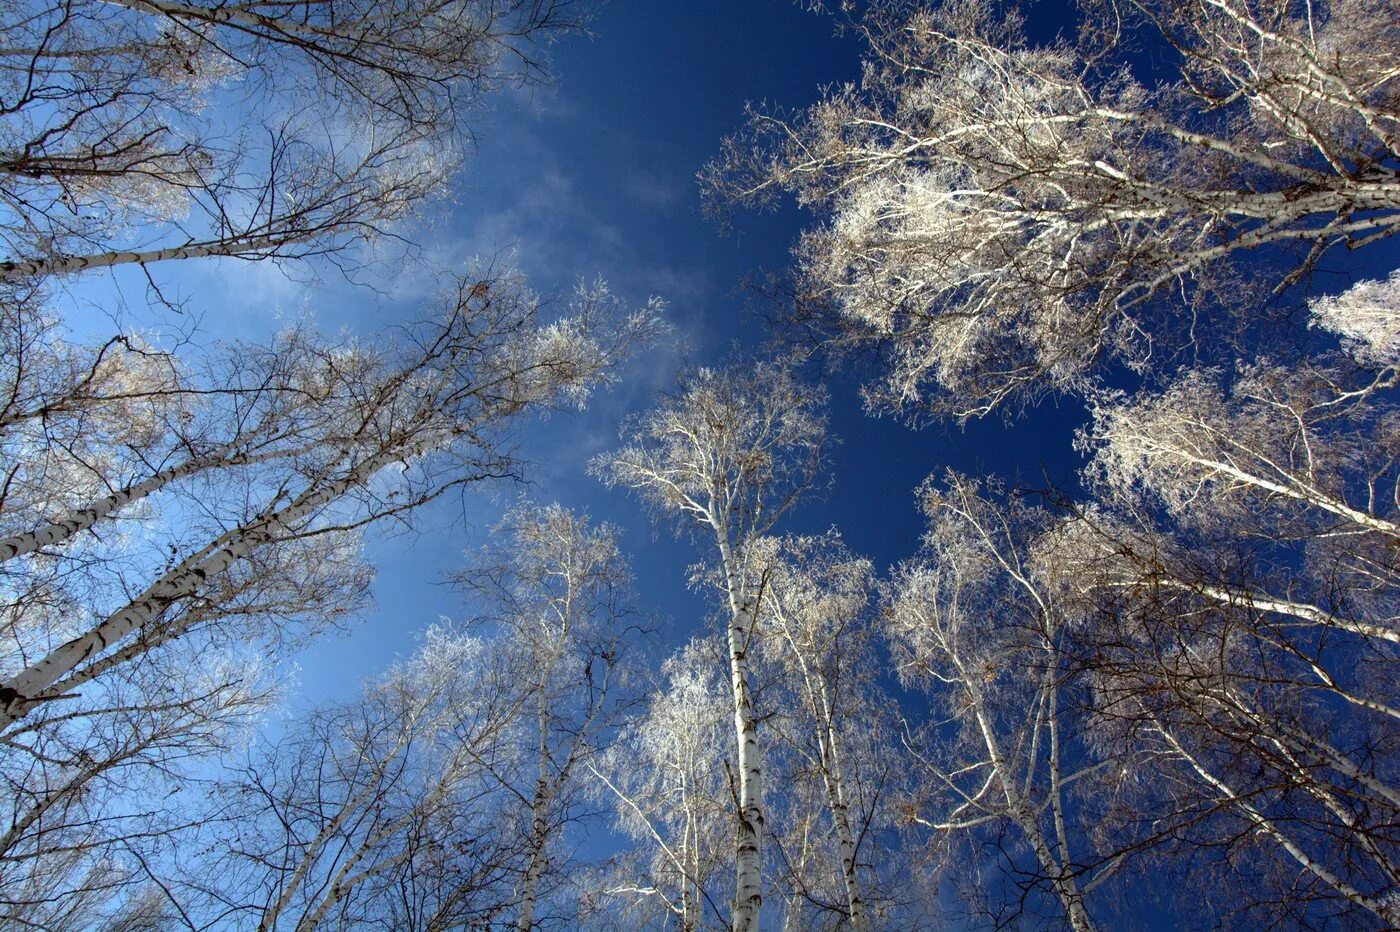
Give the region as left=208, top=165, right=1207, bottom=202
left=516, top=692, right=553, bottom=932
left=715, top=531, right=763, bottom=932
left=0, top=442, right=308, bottom=563
left=0, top=236, right=304, bottom=282
left=767, top=593, right=869, bottom=931
left=0, top=440, right=418, bottom=725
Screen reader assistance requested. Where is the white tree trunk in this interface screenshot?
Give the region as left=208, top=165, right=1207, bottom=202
left=715, top=532, right=763, bottom=932
left=815, top=707, right=868, bottom=932
left=516, top=791, right=548, bottom=931
left=0, top=444, right=405, bottom=725
left=517, top=689, right=553, bottom=932
left=0, top=236, right=302, bottom=281
left=0, top=443, right=303, bottom=564
left=98, top=0, right=351, bottom=40
left=963, top=671, right=1095, bottom=932
left=779, top=620, right=869, bottom=932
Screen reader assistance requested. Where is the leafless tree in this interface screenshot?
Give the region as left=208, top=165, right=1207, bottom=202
left=1039, top=282, right=1400, bottom=924
left=587, top=638, right=734, bottom=932
left=0, top=0, right=582, bottom=289
left=0, top=270, right=654, bottom=923
left=750, top=532, right=897, bottom=932
left=1037, top=504, right=1400, bottom=928
left=0, top=645, right=275, bottom=929
left=0, top=271, right=654, bottom=729
left=882, top=473, right=1171, bottom=930
left=457, top=500, right=642, bottom=930
left=1310, top=269, right=1400, bottom=369
left=1081, top=353, right=1398, bottom=647
left=593, top=360, right=827, bottom=932
left=708, top=0, right=1400, bottom=419
left=179, top=624, right=529, bottom=930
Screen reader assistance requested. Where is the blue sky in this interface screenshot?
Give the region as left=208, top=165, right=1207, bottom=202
left=246, top=0, right=1091, bottom=704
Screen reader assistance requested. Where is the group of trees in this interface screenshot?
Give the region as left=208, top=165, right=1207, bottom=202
left=0, top=0, right=666, bottom=925
left=1, top=0, right=1397, bottom=928
left=684, top=0, right=1399, bottom=927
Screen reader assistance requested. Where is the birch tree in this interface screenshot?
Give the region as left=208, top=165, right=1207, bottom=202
left=0, top=272, right=653, bottom=735
left=1039, top=507, right=1400, bottom=927
left=185, top=625, right=529, bottom=930
left=0, top=0, right=581, bottom=288
left=1310, top=270, right=1400, bottom=368
left=750, top=532, right=893, bottom=932
left=882, top=473, right=1157, bottom=930
left=708, top=0, right=1400, bottom=418
left=458, top=501, right=640, bottom=930
left=0, top=646, right=275, bottom=929
left=1081, top=331, right=1399, bottom=647
left=1046, top=273, right=1400, bottom=923
left=594, top=361, right=827, bottom=932
left=1023, top=268, right=1395, bottom=924
left=589, top=638, right=733, bottom=932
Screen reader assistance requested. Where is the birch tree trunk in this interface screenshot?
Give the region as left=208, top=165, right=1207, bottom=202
left=1154, top=721, right=1400, bottom=926
left=716, top=531, right=763, bottom=932
left=0, top=442, right=308, bottom=563
left=814, top=698, right=868, bottom=932
left=0, top=236, right=305, bottom=282
left=516, top=691, right=552, bottom=932
left=0, top=440, right=415, bottom=725
left=962, top=670, right=1095, bottom=932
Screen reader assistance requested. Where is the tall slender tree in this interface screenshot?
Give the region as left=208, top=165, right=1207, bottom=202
left=595, top=361, right=827, bottom=932
left=589, top=638, right=733, bottom=932
left=751, top=532, right=893, bottom=932
left=458, top=501, right=641, bottom=930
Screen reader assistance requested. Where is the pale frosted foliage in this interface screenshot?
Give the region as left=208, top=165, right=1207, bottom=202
left=0, top=264, right=652, bottom=917
left=883, top=513, right=999, bottom=689
left=0, top=305, right=190, bottom=530
left=752, top=531, right=889, bottom=931
left=484, top=500, right=628, bottom=640
left=712, top=0, right=1400, bottom=418
left=883, top=473, right=1061, bottom=694
left=590, top=638, right=731, bottom=927
left=1082, top=362, right=1400, bottom=539
left=491, top=281, right=665, bottom=412
left=0, top=262, right=650, bottom=763
left=880, top=474, right=1109, bottom=928
left=464, top=500, right=638, bottom=929
left=595, top=360, right=822, bottom=932
left=1311, top=272, right=1400, bottom=367
left=754, top=531, right=873, bottom=666
left=605, top=642, right=729, bottom=842
left=594, top=360, right=826, bottom=536
left=1034, top=501, right=1400, bottom=925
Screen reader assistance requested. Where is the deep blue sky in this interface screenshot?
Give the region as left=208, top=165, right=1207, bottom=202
left=279, top=0, right=1091, bottom=700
